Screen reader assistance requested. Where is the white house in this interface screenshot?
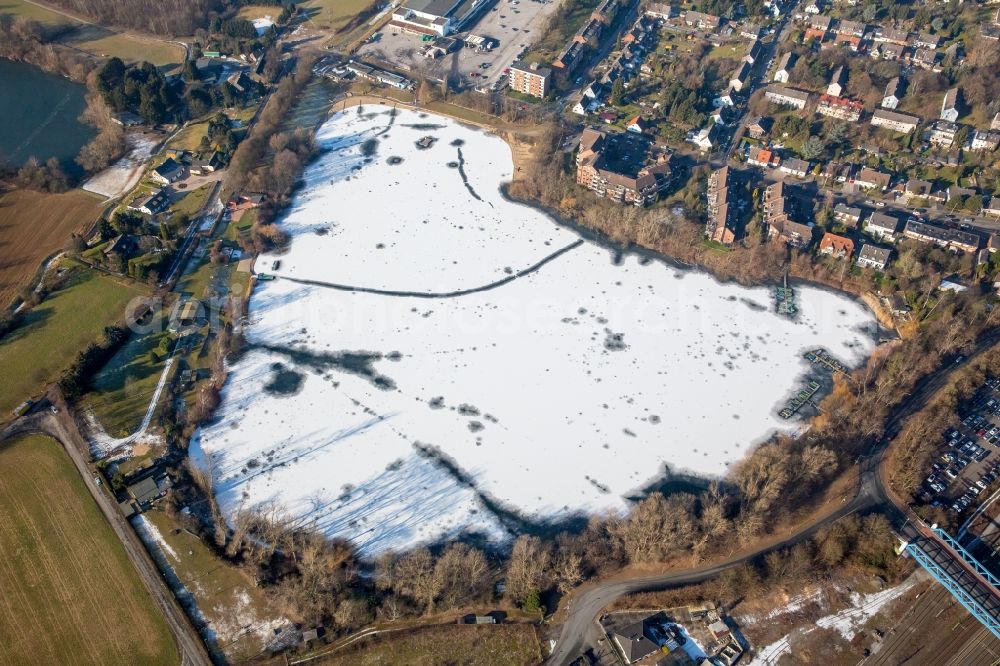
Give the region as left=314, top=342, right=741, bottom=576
left=773, top=51, right=796, bottom=83
left=882, top=77, right=903, bottom=109
left=941, top=88, right=960, bottom=122
left=826, top=65, right=847, bottom=97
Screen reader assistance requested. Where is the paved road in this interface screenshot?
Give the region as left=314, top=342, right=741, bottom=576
left=0, top=392, right=213, bottom=666
left=547, top=326, right=1000, bottom=665
left=721, top=1, right=800, bottom=165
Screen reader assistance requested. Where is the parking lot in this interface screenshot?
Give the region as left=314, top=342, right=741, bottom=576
left=922, top=377, right=1000, bottom=515
left=357, top=0, right=560, bottom=90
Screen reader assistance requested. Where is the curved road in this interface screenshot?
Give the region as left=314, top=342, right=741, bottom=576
left=548, top=326, right=1000, bottom=665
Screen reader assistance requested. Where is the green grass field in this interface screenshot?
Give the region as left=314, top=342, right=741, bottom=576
left=66, top=29, right=186, bottom=71
left=144, top=510, right=278, bottom=662
left=171, top=183, right=213, bottom=218
left=0, top=265, right=146, bottom=419
left=298, top=0, right=374, bottom=31
left=317, top=624, right=543, bottom=665
left=0, top=0, right=73, bottom=25
left=0, top=435, right=178, bottom=665
left=83, top=324, right=172, bottom=437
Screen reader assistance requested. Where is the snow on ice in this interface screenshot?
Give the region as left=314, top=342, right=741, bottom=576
left=192, top=106, right=879, bottom=557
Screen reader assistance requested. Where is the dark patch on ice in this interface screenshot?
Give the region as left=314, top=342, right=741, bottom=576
left=468, top=420, right=484, bottom=432
left=314, top=227, right=329, bottom=236
left=604, top=330, right=627, bottom=351
left=457, top=404, right=480, bottom=416
left=387, top=156, right=403, bottom=165
left=361, top=138, right=378, bottom=157
left=253, top=344, right=396, bottom=390
left=740, top=298, right=767, bottom=312
left=262, top=363, right=304, bottom=396
left=402, top=123, right=447, bottom=130
left=450, top=138, right=464, bottom=146
left=585, top=476, right=611, bottom=494
left=455, top=147, right=483, bottom=202
left=446, top=161, right=459, bottom=168
left=428, top=396, right=445, bottom=409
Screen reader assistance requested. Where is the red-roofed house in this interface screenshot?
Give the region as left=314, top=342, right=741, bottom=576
left=819, top=232, right=855, bottom=259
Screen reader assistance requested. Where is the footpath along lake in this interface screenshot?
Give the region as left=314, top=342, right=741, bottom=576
left=0, top=59, right=93, bottom=168
left=192, top=105, right=880, bottom=557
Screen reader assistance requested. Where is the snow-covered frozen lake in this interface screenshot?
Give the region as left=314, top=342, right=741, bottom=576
left=192, top=106, right=879, bottom=557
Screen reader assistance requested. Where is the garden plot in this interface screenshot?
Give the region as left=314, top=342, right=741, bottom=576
left=192, top=107, right=879, bottom=557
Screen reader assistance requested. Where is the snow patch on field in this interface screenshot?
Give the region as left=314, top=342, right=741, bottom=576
left=747, top=576, right=921, bottom=664
left=192, top=106, right=879, bottom=557
left=83, top=134, right=157, bottom=199
left=133, top=514, right=179, bottom=561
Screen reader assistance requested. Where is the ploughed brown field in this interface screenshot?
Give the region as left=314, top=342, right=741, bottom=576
left=0, top=187, right=103, bottom=307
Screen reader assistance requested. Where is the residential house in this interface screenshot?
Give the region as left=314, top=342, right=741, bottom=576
left=856, top=243, right=891, bottom=270
left=875, top=27, right=909, bottom=45
left=809, top=15, right=832, bottom=32
left=941, top=88, right=960, bottom=122
left=612, top=619, right=660, bottom=663
left=821, top=162, right=852, bottom=184
left=150, top=157, right=184, bottom=185
left=689, top=124, right=719, bottom=151
left=780, top=157, right=811, bottom=177
left=509, top=62, right=551, bottom=98
left=744, top=40, right=763, bottom=65
left=833, top=32, right=862, bottom=51
left=709, top=106, right=731, bottom=126
left=870, top=108, right=919, bottom=133
left=904, top=178, right=933, bottom=199
left=748, top=146, right=779, bottom=168
left=913, top=33, right=939, bottom=49
left=747, top=116, right=773, bottom=139
left=643, top=3, right=673, bottom=19
left=817, top=95, right=863, bottom=121
left=985, top=197, right=1000, bottom=217
left=127, top=476, right=165, bottom=507
left=837, top=20, right=866, bottom=38
left=553, top=41, right=584, bottom=69
left=765, top=85, right=810, bottom=109
left=129, top=189, right=171, bottom=216
left=683, top=11, right=721, bottom=31
left=730, top=61, right=752, bottom=91
left=764, top=181, right=813, bottom=248
left=740, top=23, right=762, bottom=40
left=626, top=115, right=651, bottom=133
left=574, top=18, right=603, bottom=45
left=912, top=48, right=939, bottom=69
left=865, top=211, right=900, bottom=239
left=970, top=130, right=1000, bottom=152
left=591, top=0, right=619, bottom=24
left=927, top=120, right=959, bottom=148
left=833, top=203, right=862, bottom=227
left=774, top=51, right=797, bottom=83
left=576, top=127, right=673, bottom=205
left=190, top=152, right=220, bottom=175
left=819, top=232, right=855, bottom=258
left=902, top=220, right=979, bottom=252
left=706, top=166, right=738, bottom=244
left=804, top=0, right=823, bottom=14
left=713, top=86, right=736, bottom=108
left=827, top=65, right=847, bottom=97
left=992, top=112, right=1000, bottom=132
left=854, top=167, right=891, bottom=191
left=946, top=185, right=976, bottom=203
left=882, top=77, right=903, bottom=109
left=871, top=42, right=906, bottom=60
